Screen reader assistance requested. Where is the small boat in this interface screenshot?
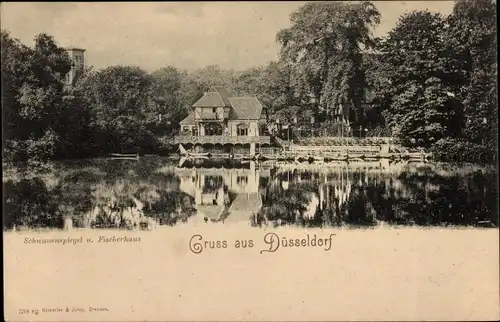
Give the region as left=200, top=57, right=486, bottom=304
left=179, top=145, right=210, bottom=158
left=110, top=153, right=139, bottom=160
left=189, top=153, right=210, bottom=159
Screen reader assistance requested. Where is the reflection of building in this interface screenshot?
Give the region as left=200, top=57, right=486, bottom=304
left=174, top=87, right=271, bottom=156
left=177, top=161, right=269, bottom=223
left=64, top=47, right=85, bottom=85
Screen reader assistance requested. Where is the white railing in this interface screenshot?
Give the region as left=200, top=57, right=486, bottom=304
left=174, top=135, right=271, bottom=145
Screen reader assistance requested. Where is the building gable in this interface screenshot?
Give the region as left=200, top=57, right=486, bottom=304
left=193, top=87, right=233, bottom=108
left=228, top=97, right=263, bottom=120
left=192, top=92, right=226, bottom=108
left=179, top=112, right=196, bottom=125
left=209, top=87, right=232, bottom=106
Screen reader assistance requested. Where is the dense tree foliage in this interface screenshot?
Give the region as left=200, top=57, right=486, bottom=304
left=370, top=0, right=496, bottom=161
left=445, top=0, right=497, bottom=151
left=276, top=1, right=381, bottom=126
left=2, top=31, right=72, bottom=161
left=375, top=11, right=463, bottom=147
left=1, top=0, right=496, bottom=163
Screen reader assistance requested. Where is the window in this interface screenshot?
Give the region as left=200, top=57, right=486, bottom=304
left=212, top=108, right=216, bottom=113
left=192, top=127, right=198, bottom=136
left=237, top=124, right=249, bottom=136
left=204, top=123, right=223, bottom=136
left=237, top=176, right=248, bottom=185
left=237, top=128, right=248, bottom=136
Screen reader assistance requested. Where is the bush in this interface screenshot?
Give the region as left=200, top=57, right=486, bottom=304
left=3, top=139, right=27, bottom=162
left=365, top=126, right=392, bottom=137
left=430, top=138, right=495, bottom=163
left=25, top=129, right=60, bottom=161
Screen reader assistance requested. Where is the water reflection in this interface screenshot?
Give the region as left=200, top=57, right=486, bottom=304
left=2, top=158, right=498, bottom=230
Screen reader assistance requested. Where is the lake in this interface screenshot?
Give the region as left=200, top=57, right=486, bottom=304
left=2, top=157, right=498, bottom=230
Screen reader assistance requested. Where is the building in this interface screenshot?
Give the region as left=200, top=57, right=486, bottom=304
left=176, top=160, right=270, bottom=223
left=174, top=87, right=271, bottom=156
left=64, top=47, right=85, bottom=85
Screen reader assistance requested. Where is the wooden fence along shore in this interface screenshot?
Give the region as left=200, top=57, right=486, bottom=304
left=175, top=136, right=430, bottom=163
left=107, top=137, right=429, bottom=162
left=277, top=137, right=430, bottom=162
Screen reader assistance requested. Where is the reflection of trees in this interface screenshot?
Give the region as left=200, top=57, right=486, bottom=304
left=340, top=186, right=377, bottom=227
left=4, top=160, right=497, bottom=230
left=258, top=167, right=497, bottom=228
left=316, top=185, right=376, bottom=228
left=89, top=173, right=192, bottom=229
left=3, top=178, right=60, bottom=230
left=3, top=159, right=196, bottom=230
left=365, top=180, right=399, bottom=223
left=393, top=170, right=498, bottom=226
left=135, top=189, right=195, bottom=226
left=257, top=182, right=317, bottom=227
left=360, top=169, right=498, bottom=227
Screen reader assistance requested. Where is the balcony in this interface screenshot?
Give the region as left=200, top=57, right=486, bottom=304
left=194, top=111, right=229, bottom=121
left=174, top=135, right=271, bottom=145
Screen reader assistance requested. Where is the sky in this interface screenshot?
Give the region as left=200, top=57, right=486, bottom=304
left=1, top=1, right=455, bottom=72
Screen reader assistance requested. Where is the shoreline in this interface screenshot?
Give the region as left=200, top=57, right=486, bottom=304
left=4, top=223, right=499, bottom=235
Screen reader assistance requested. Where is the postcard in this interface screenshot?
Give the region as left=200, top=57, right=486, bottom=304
left=2, top=1, right=499, bottom=321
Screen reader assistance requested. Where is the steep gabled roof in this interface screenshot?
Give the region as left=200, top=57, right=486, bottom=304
left=179, top=112, right=196, bottom=125
left=193, top=87, right=232, bottom=108
left=192, top=92, right=226, bottom=107
left=209, top=87, right=232, bottom=106
left=228, top=97, right=263, bottom=120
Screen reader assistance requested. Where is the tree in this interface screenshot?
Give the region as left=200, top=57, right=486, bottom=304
left=190, top=65, right=235, bottom=92
left=446, top=0, right=497, bottom=149
left=54, top=90, right=94, bottom=158
left=254, top=61, right=298, bottom=115
left=150, top=66, right=183, bottom=109
left=376, top=11, right=463, bottom=146
left=232, top=66, right=263, bottom=96
left=276, top=1, right=380, bottom=126
left=79, top=65, right=153, bottom=123
left=1, top=31, right=72, bottom=161
left=74, top=65, right=158, bottom=153
left=150, top=66, right=201, bottom=128
left=2, top=30, right=32, bottom=155
left=361, top=48, right=389, bottom=129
